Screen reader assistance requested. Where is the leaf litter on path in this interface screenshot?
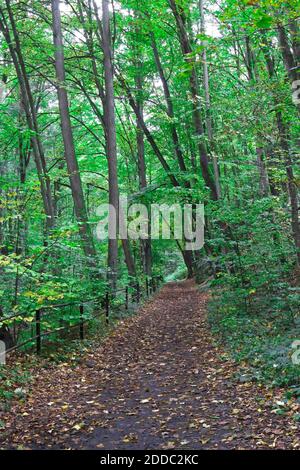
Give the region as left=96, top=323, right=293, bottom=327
left=0, top=280, right=299, bottom=449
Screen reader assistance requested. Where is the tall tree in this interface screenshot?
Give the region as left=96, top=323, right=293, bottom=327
left=199, top=0, right=221, bottom=198
left=51, top=0, right=97, bottom=262
left=0, top=2, right=55, bottom=231
left=168, top=0, right=218, bottom=201
left=101, top=0, right=120, bottom=291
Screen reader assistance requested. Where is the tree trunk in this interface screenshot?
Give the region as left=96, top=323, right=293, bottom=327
left=51, top=0, right=97, bottom=264
left=278, top=24, right=299, bottom=83
left=102, top=0, right=119, bottom=291
left=135, top=59, right=152, bottom=279
left=0, top=5, right=55, bottom=230
left=289, top=19, right=300, bottom=64
left=168, top=0, right=218, bottom=200
left=199, top=0, right=221, bottom=198
left=256, top=147, right=270, bottom=197
left=150, top=32, right=187, bottom=174
left=263, top=43, right=300, bottom=265
left=275, top=113, right=300, bottom=265
left=278, top=24, right=300, bottom=114
left=119, top=73, right=180, bottom=188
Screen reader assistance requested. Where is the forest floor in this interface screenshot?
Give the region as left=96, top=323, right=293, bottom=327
left=0, top=280, right=299, bottom=450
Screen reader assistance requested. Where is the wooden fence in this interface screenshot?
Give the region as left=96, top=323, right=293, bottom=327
left=2, top=276, right=162, bottom=357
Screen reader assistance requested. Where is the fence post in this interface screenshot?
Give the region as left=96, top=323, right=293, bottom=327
left=146, top=278, right=149, bottom=296
left=105, top=292, right=110, bottom=324
left=79, top=305, right=84, bottom=340
left=149, top=277, right=153, bottom=295
left=136, top=282, right=140, bottom=303
left=125, top=286, right=129, bottom=310
left=0, top=340, right=6, bottom=365
left=36, top=309, right=41, bottom=355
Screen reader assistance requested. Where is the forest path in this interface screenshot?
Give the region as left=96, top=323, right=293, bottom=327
left=1, top=280, right=299, bottom=450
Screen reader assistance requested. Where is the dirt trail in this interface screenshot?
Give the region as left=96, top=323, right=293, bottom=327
left=1, top=280, right=299, bottom=449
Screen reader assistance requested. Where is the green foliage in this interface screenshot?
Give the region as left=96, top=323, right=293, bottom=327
left=0, top=0, right=299, bottom=397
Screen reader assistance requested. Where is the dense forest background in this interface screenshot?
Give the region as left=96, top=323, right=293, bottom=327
left=0, top=0, right=299, bottom=394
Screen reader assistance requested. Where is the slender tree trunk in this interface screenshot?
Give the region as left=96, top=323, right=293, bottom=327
left=168, top=0, right=218, bottom=200
left=3, top=0, right=54, bottom=227
left=276, top=113, right=300, bottom=265
left=199, top=0, right=221, bottom=198
left=263, top=43, right=300, bottom=265
left=289, top=19, right=300, bottom=63
left=278, top=23, right=300, bottom=114
left=51, top=0, right=97, bottom=263
left=147, top=33, right=197, bottom=276
left=256, top=147, right=269, bottom=197
left=135, top=59, right=152, bottom=279
left=78, top=0, right=135, bottom=287
left=182, top=249, right=194, bottom=279
left=150, top=33, right=187, bottom=174
left=120, top=198, right=136, bottom=283
left=0, top=7, right=55, bottom=230
left=0, top=168, right=5, bottom=255
left=278, top=24, right=299, bottom=83
left=199, top=0, right=212, bottom=140
left=102, top=0, right=119, bottom=291
left=121, top=239, right=136, bottom=280
left=119, top=73, right=180, bottom=188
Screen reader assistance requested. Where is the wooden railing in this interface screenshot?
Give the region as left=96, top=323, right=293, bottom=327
left=1, top=276, right=162, bottom=357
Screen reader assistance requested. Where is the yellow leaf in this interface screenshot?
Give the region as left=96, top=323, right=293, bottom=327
left=73, top=422, right=84, bottom=431
left=123, top=434, right=138, bottom=443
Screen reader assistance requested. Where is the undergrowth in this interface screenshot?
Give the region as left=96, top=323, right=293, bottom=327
left=208, top=274, right=300, bottom=397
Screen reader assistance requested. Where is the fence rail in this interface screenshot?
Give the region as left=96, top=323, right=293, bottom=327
left=1, top=276, right=162, bottom=357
